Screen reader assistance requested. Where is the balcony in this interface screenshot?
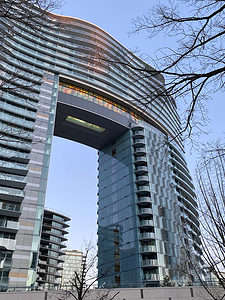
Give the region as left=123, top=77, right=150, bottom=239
left=0, top=209, right=21, bottom=218
left=0, top=147, right=29, bottom=164
left=0, top=173, right=26, bottom=189
left=142, top=259, right=158, bottom=267
left=134, top=156, right=147, bottom=164
left=140, top=232, right=155, bottom=240
left=0, top=259, right=12, bottom=269
left=138, top=196, right=151, bottom=205
left=0, top=238, right=16, bottom=250
left=135, top=166, right=148, bottom=175
left=134, top=147, right=146, bottom=155
left=133, top=138, right=145, bottom=146
left=0, top=160, right=28, bottom=176
left=37, top=268, right=46, bottom=273
left=136, top=185, right=150, bottom=195
left=0, top=220, right=19, bottom=230
left=133, top=130, right=144, bottom=138
left=40, top=244, right=65, bottom=255
left=136, top=175, right=149, bottom=185
left=0, top=186, right=24, bottom=201
left=144, top=273, right=159, bottom=281
left=138, top=208, right=153, bottom=216
left=139, top=220, right=154, bottom=227
left=141, top=245, right=157, bottom=253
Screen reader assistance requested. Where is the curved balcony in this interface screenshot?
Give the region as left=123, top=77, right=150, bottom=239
left=138, top=208, right=153, bottom=216
left=177, top=185, right=197, bottom=209
left=135, top=166, right=148, bottom=175
left=134, top=156, right=147, bottom=165
left=142, top=259, right=158, bottom=267
left=141, top=245, right=157, bottom=253
left=136, top=185, right=150, bottom=195
left=174, top=175, right=196, bottom=198
left=140, top=232, right=155, bottom=240
left=133, top=138, right=145, bottom=146
left=139, top=220, right=154, bottom=228
left=133, top=130, right=144, bottom=138
left=134, top=147, right=146, bottom=156
left=136, top=175, right=149, bottom=185
left=137, top=196, right=152, bottom=205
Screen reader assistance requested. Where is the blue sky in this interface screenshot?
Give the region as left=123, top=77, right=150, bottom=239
left=45, top=0, right=225, bottom=250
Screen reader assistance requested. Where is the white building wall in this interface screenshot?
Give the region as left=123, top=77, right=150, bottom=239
left=61, top=250, right=83, bottom=286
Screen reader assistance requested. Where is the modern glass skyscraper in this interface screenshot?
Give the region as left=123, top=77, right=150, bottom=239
left=0, top=7, right=201, bottom=290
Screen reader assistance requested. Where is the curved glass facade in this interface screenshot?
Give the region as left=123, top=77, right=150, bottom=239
left=0, top=8, right=201, bottom=289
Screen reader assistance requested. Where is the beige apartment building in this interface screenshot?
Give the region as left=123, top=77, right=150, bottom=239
left=61, top=250, right=83, bottom=287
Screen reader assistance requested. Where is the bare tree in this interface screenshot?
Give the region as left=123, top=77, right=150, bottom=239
left=0, top=0, right=59, bottom=24
left=57, top=245, right=119, bottom=300
left=133, top=0, right=225, bottom=140
left=175, top=145, right=225, bottom=299
left=194, top=145, right=225, bottom=299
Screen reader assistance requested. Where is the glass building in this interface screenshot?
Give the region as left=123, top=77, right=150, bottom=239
left=0, top=6, right=201, bottom=290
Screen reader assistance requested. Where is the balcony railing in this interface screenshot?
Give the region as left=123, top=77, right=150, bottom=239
left=142, top=259, right=158, bottom=267
left=144, top=273, right=159, bottom=281
left=141, top=245, right=157, bottom=253
left=138, top=196, right=151, bottom=204
left=139, top=208, right=153, bottom=216
left=139, top=220, right=154, bottom=227
left=7, top=221, right=19, bottom=230
left=134, top=148, right=146, bottom=155
left=135, top=166, right=148, bottom=174
left=136, top=176, right=149, bottom=184
left=133, top=138, right=145, bottom=145
left=140, top=232, right=155, bottom=240
left=133, top=130, right=144, bottom=137
left=135, top=157, right=147, bottom=163
left=136, top=186, right=150, bottom=193
left=0, top=238, right=16, bottom=250
left=0, top=186, right=24, bottom=200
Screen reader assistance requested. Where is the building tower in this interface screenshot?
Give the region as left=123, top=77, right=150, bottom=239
left=0, top=6, right=202, bottom=290
left=61, top=250, right=83, bottom=287
left=37, top=209, right=70, bottom=289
